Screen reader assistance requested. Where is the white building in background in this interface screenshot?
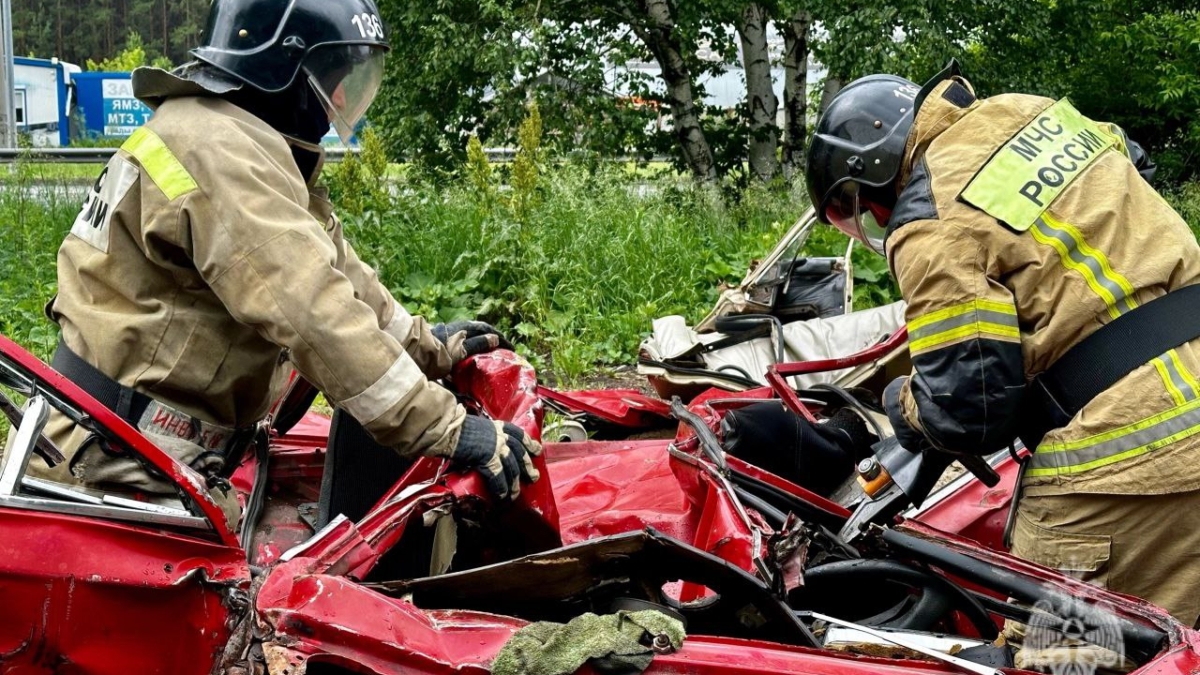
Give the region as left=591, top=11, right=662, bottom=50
left=12, top=57, right=81, bottom=147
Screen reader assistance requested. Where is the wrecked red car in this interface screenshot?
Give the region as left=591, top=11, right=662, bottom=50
left=1, top=331, right=1198, bottom=675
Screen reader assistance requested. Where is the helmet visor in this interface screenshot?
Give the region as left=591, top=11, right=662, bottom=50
left=303, top=45, right=386, bottom=144
left=824, top=186, right=890, bottom=255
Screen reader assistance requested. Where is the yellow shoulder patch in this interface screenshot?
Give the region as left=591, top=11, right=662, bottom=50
left=960, top=99, right=1116, bottom=232
left=120, top=126, right=198, bottom=201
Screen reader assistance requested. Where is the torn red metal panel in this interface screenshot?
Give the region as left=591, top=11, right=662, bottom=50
left=258, top=560, right=526, bottom=675
left=0, top=334, right=239, bottom=547
left=0, top=509, right=246, bottom=675
left=537, top=386, right=673, bottom=429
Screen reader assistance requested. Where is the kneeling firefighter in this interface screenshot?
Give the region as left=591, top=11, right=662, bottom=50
left=806, top=61, right=1200, bottom=625
left=22, top=0, right=541, bottom=528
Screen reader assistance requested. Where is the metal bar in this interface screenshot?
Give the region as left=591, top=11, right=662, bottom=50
left=21, top=476, right=104, bottom=505
left=0, top=147, right=671, bottom=164
left=0, top=396, right=47, bottom=496
left=765, top=368, right=819, bottom=422
left=772, top=327, right=909, bottom=377
left=806, top=612, right=1001, bottom=675
left=102, top=494, right=194, bottom=518
left=0, top=0, right=13, bottom=148
left=0, top=494, right=209, bottom=530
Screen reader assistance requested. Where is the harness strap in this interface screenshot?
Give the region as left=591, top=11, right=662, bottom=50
left=51, top=340, right=152, bottom=424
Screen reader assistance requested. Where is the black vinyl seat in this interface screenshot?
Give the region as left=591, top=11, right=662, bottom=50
left=316, top=408, right=414, bottom=528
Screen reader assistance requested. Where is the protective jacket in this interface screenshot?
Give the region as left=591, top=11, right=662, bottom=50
left=883, top=77, right=1200, bottom=498
left=40, top=67, right=464, bottom=493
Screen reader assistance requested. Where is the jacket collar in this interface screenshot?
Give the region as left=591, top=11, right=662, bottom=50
left=131, top=63, right=242, bottom=110
left=898, top=77, right=979, bottom=188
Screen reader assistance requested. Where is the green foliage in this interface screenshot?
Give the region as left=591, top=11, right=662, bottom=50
left=337, top=160, right=816, bottom=382
left=466, top=135, right=497, bottom=206
left=15, top=0, right=208, bottom=68
left=85, top=31, right=171, bottom=71
left=509, top=102, right=543, bottom=221
left=1165, top=182, right=1200, bottom=240
left=0, top=165, right=74, bottom=364
left=327, top=127, right=390, bottom=217
left=954, top=3, right=1200, bottom=182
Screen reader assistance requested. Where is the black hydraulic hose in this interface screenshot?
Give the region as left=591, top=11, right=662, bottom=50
left=728, top=469, right=848, bottom=531
left=733, top=485, right=787, bottom=529
left=639, top=357, right=761, bottom=390
left=803, top=558, right=998, bottom=640
left=669, top=398, right=728, bottom=472
left=716, top=364, right=758, bottom=382
left=713, top=314, right=787, bottom=364
left=882, top=529, right=1167, bottom=663
left=808, top=382, right=888, bottom=442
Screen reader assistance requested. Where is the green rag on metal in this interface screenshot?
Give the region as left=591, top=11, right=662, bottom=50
left=490, top=609, right=686, bottom=675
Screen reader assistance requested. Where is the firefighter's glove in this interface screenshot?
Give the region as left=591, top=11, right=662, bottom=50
left=432, top=321, right=514, bottom=365
left=449, top=415, right=542, bottom=501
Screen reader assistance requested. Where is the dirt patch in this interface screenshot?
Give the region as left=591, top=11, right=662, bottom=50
left=540, top=365, right=656, bottom=395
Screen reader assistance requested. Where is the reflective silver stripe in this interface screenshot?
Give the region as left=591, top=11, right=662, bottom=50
left=1030, top=402, right=1200, bottom=473
left=909, top=309, right=1019, bottom=342
left=338, top=354, right=424, bottom=424
left=1033, top=218, right=1135, bottom=315
left=383, top=299, right=415, bottom=343
left=1156, top=353, right=1197, bottom=402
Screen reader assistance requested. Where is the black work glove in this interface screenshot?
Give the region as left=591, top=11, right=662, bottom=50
left=432, top=321, right=515, bottom=365
left=449, top=415, right=542, bottom=500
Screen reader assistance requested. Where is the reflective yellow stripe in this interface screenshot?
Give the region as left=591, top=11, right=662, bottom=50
left=1042, top=213, right=1136, bottom=299
left=908, top=299, right=1020, bottom=355
left=1169, top=349, right=1200, bottom=396
left=1028, top=395, right=1200, bottom=476
left=121, top=127, right=198, bottom=201
left=1030, top=216, right=1135, bottom=319
left=1028, top=396, right=1200, bottom=476
left=1031, top=213, right=1192, bottom=401
left=1153, top=357, right=1188, bottom=406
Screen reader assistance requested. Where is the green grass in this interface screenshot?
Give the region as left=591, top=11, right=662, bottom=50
left=338, top=164, right=828, bottom=380
left=0, top=163, right=80, bottom=363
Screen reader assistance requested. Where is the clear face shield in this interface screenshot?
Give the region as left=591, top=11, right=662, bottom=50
left=824, top=183, right=891, bottom=255
left=302, top=45, right=386, bottom=144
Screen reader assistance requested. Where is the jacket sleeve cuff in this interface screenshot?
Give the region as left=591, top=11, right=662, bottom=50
left=883, top=376, right=929, bottom=452
left=383, top=300, right=455, bottom=380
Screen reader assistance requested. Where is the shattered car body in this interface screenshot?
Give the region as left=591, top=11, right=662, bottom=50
left=2, top=331, right=1200, bottom=675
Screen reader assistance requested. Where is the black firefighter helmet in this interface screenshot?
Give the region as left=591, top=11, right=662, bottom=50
left=805, top=74, right=920, bottom=254
left=191, top=0, right=390, bottom=143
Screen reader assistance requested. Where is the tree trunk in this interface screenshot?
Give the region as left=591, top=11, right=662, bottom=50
left=819, top=78, right=843, bottom=114
left=56, top=0, right=63, bottom=58
left=625, top=0, right=717, bottom=183
left=162, top=0, right=169, bottom=60
left=738, top=3, right=779, bottom=182
left=779, top=9, right=810, bottom=179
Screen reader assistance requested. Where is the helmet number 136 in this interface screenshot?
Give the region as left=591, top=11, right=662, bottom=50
left=351, top=13, right=384, bottom=39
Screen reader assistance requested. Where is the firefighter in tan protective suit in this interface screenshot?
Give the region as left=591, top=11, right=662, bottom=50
left=30, top=0, right=541, bottom=527
left=806, top=61, right=1200, bottom=626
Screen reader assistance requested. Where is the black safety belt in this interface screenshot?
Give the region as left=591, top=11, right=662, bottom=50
left=51, top=340, right=154, bottom=425
left=1020, top=283, right=1200, bottom=448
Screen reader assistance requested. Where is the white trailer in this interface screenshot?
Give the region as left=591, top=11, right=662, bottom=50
left=13, top=56, right=81, bottom=147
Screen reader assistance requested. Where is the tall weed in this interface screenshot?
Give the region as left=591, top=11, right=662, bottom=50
left=337, top=158, right=841, bottom=381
